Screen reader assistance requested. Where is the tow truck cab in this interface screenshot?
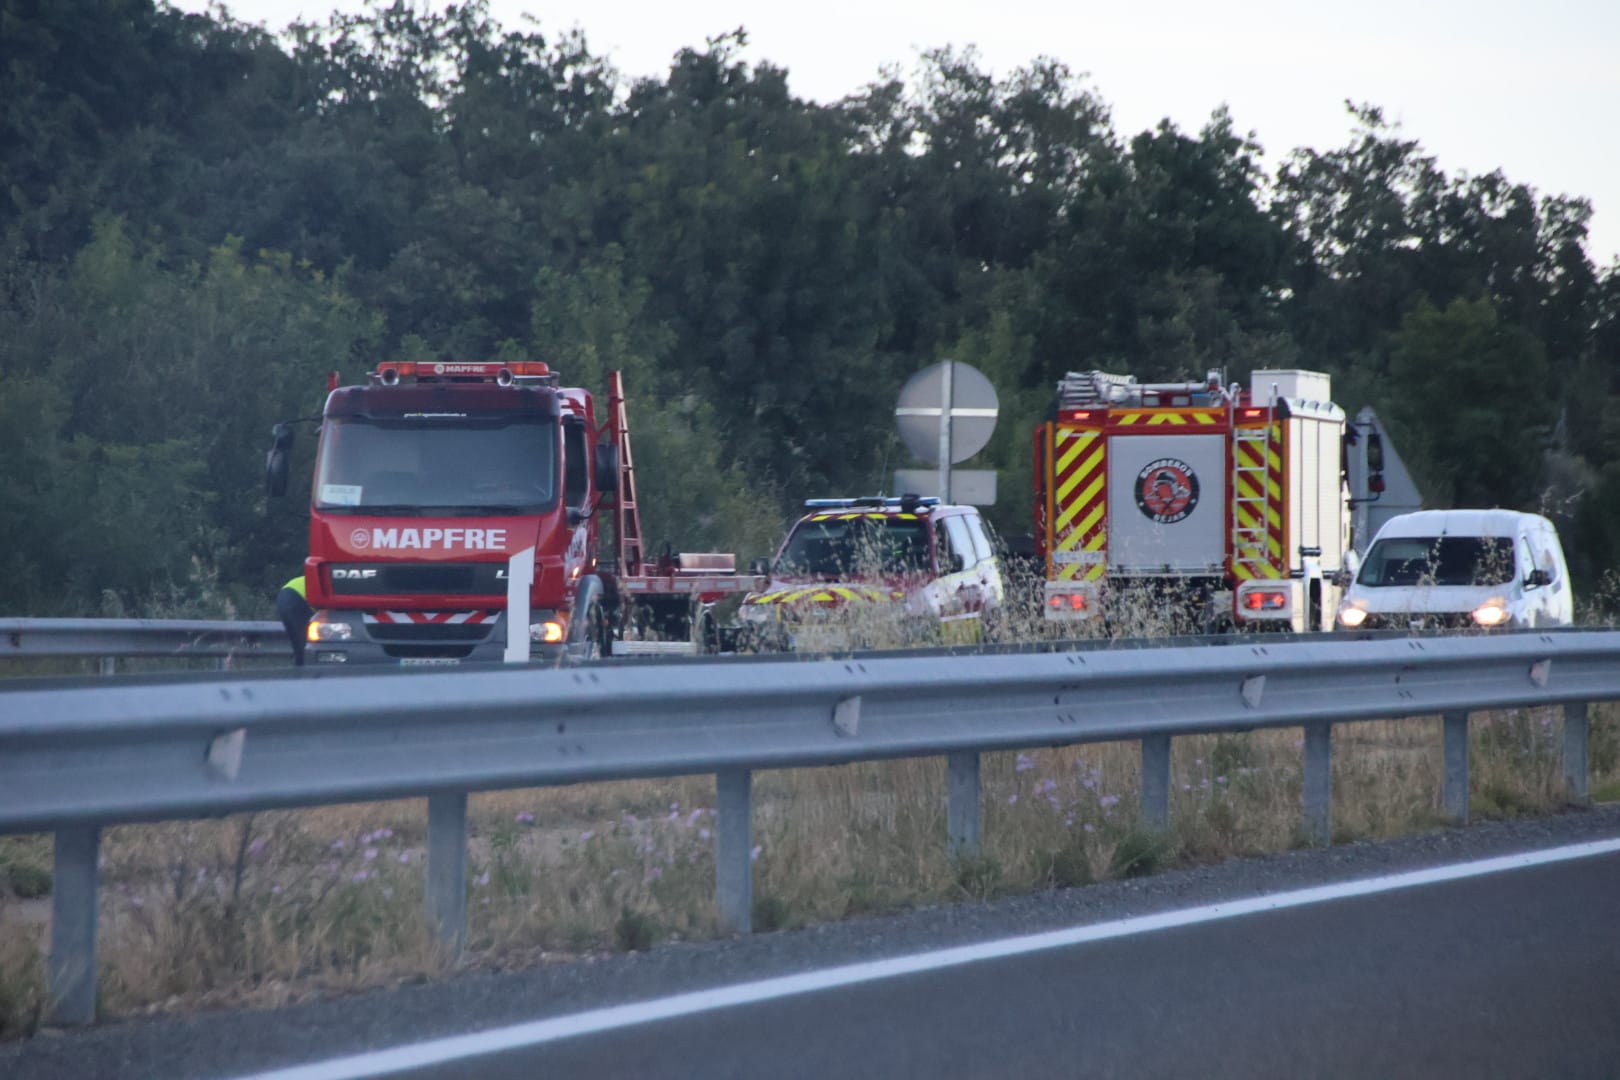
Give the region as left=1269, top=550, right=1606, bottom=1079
left=273, top=361, right=616, bottom=665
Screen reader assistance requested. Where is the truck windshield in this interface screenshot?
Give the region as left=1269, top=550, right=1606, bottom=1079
left=1357, top=536, right=1515, bottom=587
left=776, top=516, right=931, bottom=578
left=313, top=417, right=557, bottom=514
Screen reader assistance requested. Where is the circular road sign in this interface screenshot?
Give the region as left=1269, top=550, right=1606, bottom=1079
left=895, top=360, right=999, bottom=465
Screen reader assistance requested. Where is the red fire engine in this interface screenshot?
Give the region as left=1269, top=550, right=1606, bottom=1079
left=1034, top=369, right=1353, bottom=633
left=266, top=362, right=758, bottom=663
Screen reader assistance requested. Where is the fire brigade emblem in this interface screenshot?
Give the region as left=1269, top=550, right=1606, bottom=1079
left=1135, top=458, right=1199, bottom=524
left=351, top=528, right=372, bottom=549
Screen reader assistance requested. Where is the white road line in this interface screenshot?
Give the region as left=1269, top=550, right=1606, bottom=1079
left=233, top=837, right=1620, bottom=1080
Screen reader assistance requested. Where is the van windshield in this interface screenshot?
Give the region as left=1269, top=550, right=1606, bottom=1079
left=1357, top=536, right=1515, bottom=587
left=776, top=516, right=932, bottom=578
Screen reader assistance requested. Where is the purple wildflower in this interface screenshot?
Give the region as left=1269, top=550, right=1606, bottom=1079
left=352, top=869, right=371, bottom=883
left=363, top=847, right=378, bottom=861
left=397, top=851, right=412, bottom=865
left=1007, top=793, right=1020, bottom=805
left=1015, top=753, right=1035, bottom=772
left=1099, top=794, right=1120, bottom=809
left=515, top=811, right=536, bottom=825
left=475, top=871, right=490, bottom=887
left=579, top=830, right=595, bottom=842
left=750, top=845, right=763, bottom=862
left=699, top=828, right=712, bottom=841
left=247, top=838, right=268, bottom=858
left=1083, top=823, right=1096, bottom=834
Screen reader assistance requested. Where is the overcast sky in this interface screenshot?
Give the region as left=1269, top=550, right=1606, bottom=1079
left=173, top=0, right=1620, bottom=267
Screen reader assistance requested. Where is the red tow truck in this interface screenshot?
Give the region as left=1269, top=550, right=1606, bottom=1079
left=266, top=363, right=760, bottom=663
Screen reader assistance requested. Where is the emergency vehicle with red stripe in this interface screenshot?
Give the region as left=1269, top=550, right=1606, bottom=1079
left=1034, top=369, right=1352, bottom=632
left=266, top=362, right=761, bottom=664
left=737, top=496, right=1005, bottom=650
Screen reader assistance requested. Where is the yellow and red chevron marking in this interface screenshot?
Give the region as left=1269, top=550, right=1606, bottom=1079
left=1050, top=427, right=1107, bottom=582
left=743, top=584, right=905, bottom=606
left=807, top=512, right=919, bottom=522
left=363, top=611, right=498, bottom=624
left=1110, top=409, right=1222, bottom=428
left=1231, top=422, right=1286, bottom=580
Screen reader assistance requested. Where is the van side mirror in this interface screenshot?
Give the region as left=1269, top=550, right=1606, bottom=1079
left=750, top=557, right=771, bottom=577
left=594, top=442, right=619, bottom=496
left=1366, top=432, right=1385, bottom=473
left=1364, top=431, right=1385, bottom=494
left=1525, top=568, right=1551, bottom=588
left=266, top=423, right=293, bottom=497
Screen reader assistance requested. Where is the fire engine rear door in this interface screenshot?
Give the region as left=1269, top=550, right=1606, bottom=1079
left=1106, top=434, right=1226, bottom=574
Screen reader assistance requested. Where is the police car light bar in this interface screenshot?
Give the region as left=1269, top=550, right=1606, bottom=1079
left=803, top=496, right=942, bottom=509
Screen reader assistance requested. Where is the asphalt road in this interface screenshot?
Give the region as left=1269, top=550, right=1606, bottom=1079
left=320, top=845, right=1620, bottom=1080
left=7, top=810, right=1620, bottom=1079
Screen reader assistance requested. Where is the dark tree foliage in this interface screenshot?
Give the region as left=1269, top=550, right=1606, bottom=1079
left=1, top=2, right=1615, bottom=616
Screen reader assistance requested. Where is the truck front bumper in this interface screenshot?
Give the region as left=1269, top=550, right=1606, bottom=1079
left=305, top=609, right=571, bottom=665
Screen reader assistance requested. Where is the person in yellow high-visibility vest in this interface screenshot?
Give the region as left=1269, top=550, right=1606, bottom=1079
left=277, top=575, right=312, bottom=666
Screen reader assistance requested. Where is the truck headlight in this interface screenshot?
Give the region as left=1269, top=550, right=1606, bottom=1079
left=530, top=619, right=567, bottom=644
left=1472, top=600, right=1509, bottom=627
left=307, top=616, right=353, bottom=642
left=1337, top=605, right=1368, bottom=628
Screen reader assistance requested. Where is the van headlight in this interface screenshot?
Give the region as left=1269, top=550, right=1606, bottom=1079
left=1472, top=600, right=1509, bottom=627
left=1337, top=604, right=1368, bottom=628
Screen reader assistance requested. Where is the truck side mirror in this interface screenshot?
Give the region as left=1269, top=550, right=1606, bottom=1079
left=594, top=442, right=619, bottom=496
left=266, top=423, right=293, bottom=497
left=1366, top=431, right=1385, bottom=474
left=750, top=557, right=771, bottom=577
left=1526, top=568, right=1551, bottom=588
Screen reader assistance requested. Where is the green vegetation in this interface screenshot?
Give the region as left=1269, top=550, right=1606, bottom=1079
left=2, top=2, right=1617, bottom=620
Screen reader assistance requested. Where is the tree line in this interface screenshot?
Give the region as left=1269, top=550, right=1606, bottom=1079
left=2, top=0, right=1617, bottom=618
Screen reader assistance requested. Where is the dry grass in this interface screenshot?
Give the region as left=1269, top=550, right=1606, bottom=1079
left=3, top=701, right=1614, bottom=1037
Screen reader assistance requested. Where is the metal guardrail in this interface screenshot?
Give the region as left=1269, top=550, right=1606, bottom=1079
left=0, top=618, right=291, bottom=669
left=3, top=631, right=1615, bottom=1025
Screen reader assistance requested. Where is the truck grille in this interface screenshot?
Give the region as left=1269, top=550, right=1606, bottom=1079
left=330, top=563, right=507, bottom=596
left=1357, top=613, right=1478, bottom=630
left=365, top=623, right=495, bottom=642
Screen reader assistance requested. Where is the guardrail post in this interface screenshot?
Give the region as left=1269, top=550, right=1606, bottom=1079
left=426, top=793, right=468, bottom=959
left=716, top=769, right=753, bottom=934
left=946, top=751, right=981, bottom=858
left=1141, top=734, right=1171, bottom=829
left=47, top=825, right=101, bottom=1026
left=1442, top=711, right=1470, bottom=824
left=1303, top=723, right=1332, bottom=845
left=97, top=657, right=115, bottom=677
left=1563, top=702, right=1590, bottom=805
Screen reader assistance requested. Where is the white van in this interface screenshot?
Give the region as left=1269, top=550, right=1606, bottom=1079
left=1337, top=509, right=1572, bottom=630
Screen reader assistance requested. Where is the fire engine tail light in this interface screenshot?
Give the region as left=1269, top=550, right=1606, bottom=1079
left=1043, top=583, right=1098, bottom=621
left=1236, top=586, right=1292, bottom=620
left=1242, top=590, right=1288, bottom=611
